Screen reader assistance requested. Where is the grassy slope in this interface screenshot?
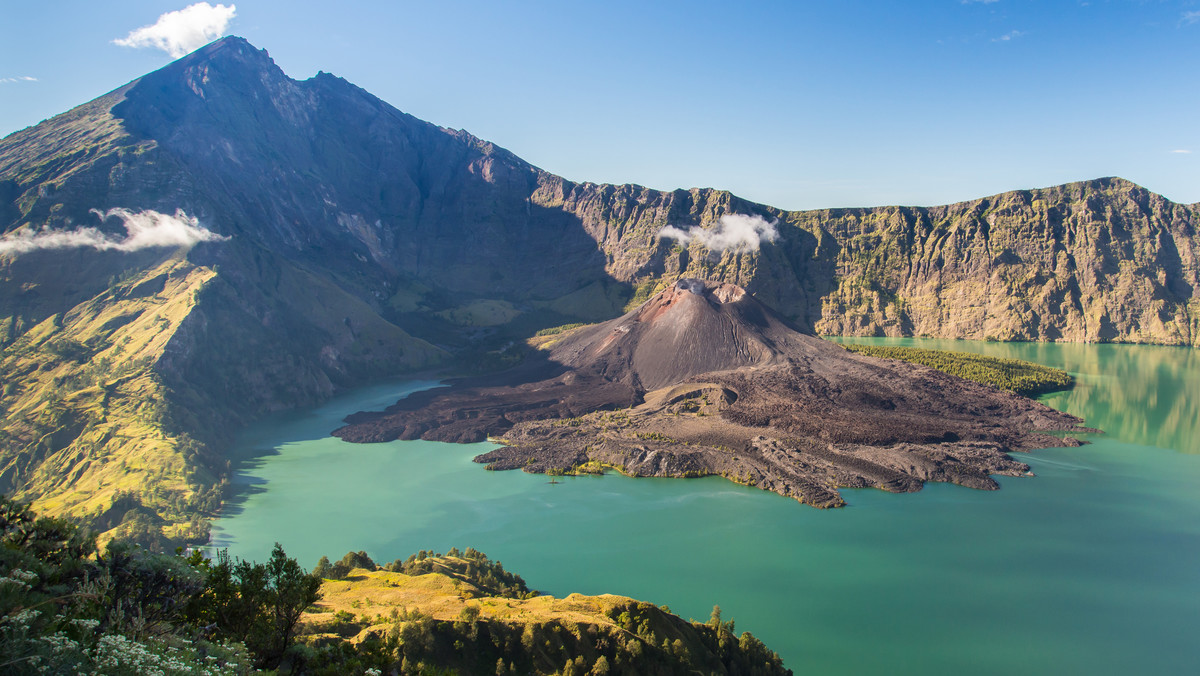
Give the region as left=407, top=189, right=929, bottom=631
left=0, top=250, right=448, bottom=548
left=0, top=259, right=219, bottom=544
left=302, top=557, right=791, bottom=675
left=840, top=343, right=1074, bottom=397
left=308, top=566, right=628, bottom=636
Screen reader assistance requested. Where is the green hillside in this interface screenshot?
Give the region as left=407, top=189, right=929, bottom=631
left=840, top=343, right=1074, bottom=397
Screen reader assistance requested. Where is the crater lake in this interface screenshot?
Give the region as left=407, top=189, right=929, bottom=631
left=210, top=339, right=1200, bottom=675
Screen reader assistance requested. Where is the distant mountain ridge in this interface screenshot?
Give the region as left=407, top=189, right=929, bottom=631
left=1, top=36, right=1197, bottom=544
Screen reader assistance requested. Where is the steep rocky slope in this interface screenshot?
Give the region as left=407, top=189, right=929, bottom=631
left=803, top=179, right=1200, bottom=343
left=539, top=177, right=1199, bottom=343
left=1, top=36, right=1196, bottom=543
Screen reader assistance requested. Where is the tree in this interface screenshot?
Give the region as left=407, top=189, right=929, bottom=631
left=708, top=605, right=722, bottom=629
left=312, top=555, right=333, bottom=579
left=0, top=495, right=95, bottom=569
left=0, top=497, right=255, bottom=675
left=266, top=542, right=322, bottom=666
left=337, top=550, right=377, bottom=571
left=326, top=549, right=375, bottom=579
left=95, top=540, right=205, bottom=637
left=458, top=604, right=481, bottom=623
left=188, top=542, right=321, bottom=669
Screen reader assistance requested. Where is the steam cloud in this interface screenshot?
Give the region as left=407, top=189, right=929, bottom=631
left=0, top=208, right=229, bottom=256
left=658, top=214, right=780, bottom=253
left=113, top=3, right=237, bottom=58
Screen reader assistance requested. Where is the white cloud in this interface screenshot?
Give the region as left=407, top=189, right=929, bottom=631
left=658, top=214, right=779, bottom=253
left=0, top=209, right=229, bottom=257
left=113, top=3, right=237, bottom=58
left=992, top=30, right=1025, bottom=42
left=1170, top=149, right=1192, bottom=154
left=1184, top=11, right=1200, bottom=25
left=0, top=76, right=37, bottom=84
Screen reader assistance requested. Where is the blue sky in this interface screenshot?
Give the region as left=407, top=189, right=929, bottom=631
left=2, top=1, right=1197, bottom=209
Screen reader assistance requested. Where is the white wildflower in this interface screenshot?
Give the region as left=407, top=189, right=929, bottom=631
left=70, top=618, right=100, bottom=631
left=5, top=608, right=42, bottom=625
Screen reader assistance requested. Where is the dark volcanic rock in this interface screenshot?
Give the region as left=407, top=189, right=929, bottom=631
left=335, top=280, right=1085, bottom=506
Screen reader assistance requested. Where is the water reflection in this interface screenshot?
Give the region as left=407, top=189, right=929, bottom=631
left=829, top=338, right=1200, bottom=453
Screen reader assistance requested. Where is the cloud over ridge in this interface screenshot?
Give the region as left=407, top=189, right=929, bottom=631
left=114, top=2, right=237, bottom=58
left=0, top=208, right=229, bottom=256
left=658, top=214, right=780, bottom=253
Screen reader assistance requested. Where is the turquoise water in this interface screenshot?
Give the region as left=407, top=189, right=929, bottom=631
left=210, top=341, right=1200, bottom=675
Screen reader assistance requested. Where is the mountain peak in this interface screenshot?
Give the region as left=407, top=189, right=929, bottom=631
left=114, top=34, right=302, bottom=143
left=546, top=279, right=809, bottom=391
left=208, top=34, right=252, bottom=48
left=131, top=35, right=282, bottom=100
left=174, top=35, right=267, bottom=67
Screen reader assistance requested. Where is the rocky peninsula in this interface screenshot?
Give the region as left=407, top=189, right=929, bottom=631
left=335, top=279, right=1085, bottom=506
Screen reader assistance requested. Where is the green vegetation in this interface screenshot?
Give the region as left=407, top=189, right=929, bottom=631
left=529, top=280, right=629, bottom=323
left=0, top=495, right=316, bottom=674
left=0, top=253, right=445, bottom=551
left=635, top=431, right=680, bottom=443
left=841, top=344, right=1074, bottom=397
left=0, top=261, right=227, bottom=550
left=624, top=278, right=666, bottom=312
left=534, top=322, right=587, bottom=337
left=435, top=299, right=522, bottom=327
left=1, top=498, right=792, bottom=674
left=299, top=549, right=792, bottom=676
left=526, top=322, right=597, bottom=353
left=568, top=460, right=617, bottom=475
left=316, top=547, right=535, bottom=600
left=383, top=547, right=534, bottom=600
left=454, top=341, right=527, bottom=374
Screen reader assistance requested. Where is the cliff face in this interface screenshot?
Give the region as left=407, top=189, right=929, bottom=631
left=804, top=179, right=1200, bottom=344
left=528, top=180, right=839, bottom=328
left=538, top=178, right=1199, bottom=345
left=1, top=35, right=1197, bottom=543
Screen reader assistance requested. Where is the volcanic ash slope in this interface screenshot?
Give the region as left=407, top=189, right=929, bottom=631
left=335, top=279, right=1084, bottom=507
